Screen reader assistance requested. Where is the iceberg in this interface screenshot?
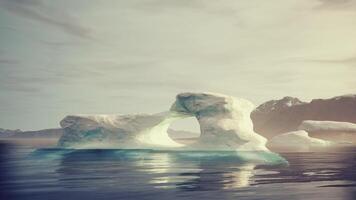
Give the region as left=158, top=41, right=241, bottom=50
left=267, top=130, right=332, bottom=151
left=297, top=120, right=356, bottom=144
left=171, top=92, right=268, bottom=151
left=58, top=92, right=269, bottom=151
left=58, top=112, right=185, bottom=149
left=298, top=120, right=356, bottom=133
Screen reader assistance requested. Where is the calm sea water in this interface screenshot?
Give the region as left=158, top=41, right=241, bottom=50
left=1, top=143, right=356, bottom=200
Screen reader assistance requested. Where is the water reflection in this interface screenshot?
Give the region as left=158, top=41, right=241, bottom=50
left=2, top=146, right=356, bottom=200
left=222, top=164, right=255, bottom=189
left=54, top=150, right=261, bottom=191
left=253, top=151, right=356, bottom=186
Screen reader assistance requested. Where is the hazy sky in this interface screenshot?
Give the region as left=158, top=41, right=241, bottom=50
left=0, top=0, right=356, bottom=130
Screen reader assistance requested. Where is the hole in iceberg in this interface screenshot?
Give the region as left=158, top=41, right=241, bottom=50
left=168, top=117, right=201, bottom=145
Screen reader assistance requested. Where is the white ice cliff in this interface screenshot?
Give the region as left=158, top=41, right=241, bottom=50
left=58, top=92, right=268, bottom=151
left=267, top=130, right=332, bottom=151
left=58, top=112, right=185, bottom=149
left=171, top=93, right=268, bottom=151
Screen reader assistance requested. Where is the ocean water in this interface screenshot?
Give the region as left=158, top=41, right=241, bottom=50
left=0, top=143, right=356, bottom=200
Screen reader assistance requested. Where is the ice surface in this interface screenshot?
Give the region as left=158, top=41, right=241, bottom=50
left=298, top=120, right=356, bottom=133
left=58, top=112, right=185, bottom=149
left=268, top=130, right=332, bottom=151
left=171, top=92, right=268, bottom=151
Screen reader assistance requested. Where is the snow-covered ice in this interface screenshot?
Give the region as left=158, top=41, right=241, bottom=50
left=268, top=130, right=332, bottom=151
left=58, top=92, right=269, bottom=151
left=298, top=120, right=356, bottom=133
left=171, top=92, right=268, bottom=151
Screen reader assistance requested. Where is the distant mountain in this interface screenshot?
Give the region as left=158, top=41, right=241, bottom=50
left=253, top=96, right=306, bottom=113
left=251, top=94, right=356, bottom=138
left=0, top=128, right=63, bottom=138
left=0, top=128, right=22, bottom=137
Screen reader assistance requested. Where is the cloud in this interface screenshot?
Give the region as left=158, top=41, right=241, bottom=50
left=134, top=0, right=244, bottom=19
left=0, top=0, right=92, bottom=39
left=0, top=75, right=44, bottom=93
left=0, top=58, right=19, bottom=64
left=306, top=56, right=356, bottom=66
left=316, top=0, right=356, bottom=10
left=138, top=0, right=205, bottom=10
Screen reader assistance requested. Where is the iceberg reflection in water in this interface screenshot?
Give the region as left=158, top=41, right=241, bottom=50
left=29, top=149, right=286, bottom=190
left=1, top=145, right=356, bottom=200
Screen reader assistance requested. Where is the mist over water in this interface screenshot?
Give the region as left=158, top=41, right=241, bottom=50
left=1, top=143, right=356, bottom=200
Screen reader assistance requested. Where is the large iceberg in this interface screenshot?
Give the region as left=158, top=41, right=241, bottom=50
left=58, top=92, right=268, bottom=151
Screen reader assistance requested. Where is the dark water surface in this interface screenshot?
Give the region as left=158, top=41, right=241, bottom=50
left=1, top=143, right=356, bottom=200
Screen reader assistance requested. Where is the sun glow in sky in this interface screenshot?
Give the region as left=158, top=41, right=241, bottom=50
left=0, top=0, right=355, bottom=130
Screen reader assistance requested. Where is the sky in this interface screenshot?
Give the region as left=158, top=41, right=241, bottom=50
left=0, top=0, right=356, bottom=131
